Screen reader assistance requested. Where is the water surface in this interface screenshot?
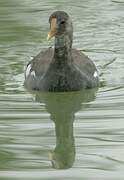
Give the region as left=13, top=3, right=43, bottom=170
left=0, top=0, right=124, bottom=179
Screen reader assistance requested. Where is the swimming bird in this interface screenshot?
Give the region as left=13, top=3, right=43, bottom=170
left=24, top=11, right=99, bottom=91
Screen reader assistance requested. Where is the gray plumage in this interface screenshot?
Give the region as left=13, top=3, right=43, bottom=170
left=24, top=11, right=99, bottom=92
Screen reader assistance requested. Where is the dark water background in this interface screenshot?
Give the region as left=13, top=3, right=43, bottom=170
left=0, top=0, right=124, bottom=179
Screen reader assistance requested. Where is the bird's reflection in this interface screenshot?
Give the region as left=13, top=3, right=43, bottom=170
left=34, top=89, right=97, bottom=169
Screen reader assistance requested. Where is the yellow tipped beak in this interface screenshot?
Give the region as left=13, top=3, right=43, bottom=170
left=47, top=31, right=56, bottom=40
left=47, top=33, right=51, bottom=40
left=47, top=18, right=57, bottom=40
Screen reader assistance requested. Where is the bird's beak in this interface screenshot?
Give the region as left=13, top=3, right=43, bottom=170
left=47, top=18, right=57, bottom=40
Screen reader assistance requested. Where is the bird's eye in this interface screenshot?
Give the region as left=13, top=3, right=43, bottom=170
left=60, top=21, right=65, bottom=24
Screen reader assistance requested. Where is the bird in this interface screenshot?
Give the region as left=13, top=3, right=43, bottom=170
left=24, top=11, right=99, bottom=92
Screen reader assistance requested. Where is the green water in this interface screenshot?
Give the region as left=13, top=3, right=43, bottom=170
left=0, top=0, right=124, bottom=179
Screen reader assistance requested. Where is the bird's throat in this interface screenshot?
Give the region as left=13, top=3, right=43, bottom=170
left=54, top=34, right=72, bottom=64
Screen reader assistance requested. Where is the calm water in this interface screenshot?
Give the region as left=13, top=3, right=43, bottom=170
left=0, top=0, right=124, bottom=179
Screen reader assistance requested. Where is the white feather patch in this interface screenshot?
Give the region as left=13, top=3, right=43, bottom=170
left=94, top=71, right=98, bottom=78
left=25, top=64, right=32, bottom=78
left=31, top=70, right=36, bottom=77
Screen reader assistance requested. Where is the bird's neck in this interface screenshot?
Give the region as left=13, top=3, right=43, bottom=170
left=53, top=33, right=73, bottom=64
